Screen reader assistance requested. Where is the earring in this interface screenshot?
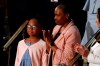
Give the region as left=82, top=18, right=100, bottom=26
left=66, top=16, right=69, bottom=19
left=66, top=14, right=69, bottom=19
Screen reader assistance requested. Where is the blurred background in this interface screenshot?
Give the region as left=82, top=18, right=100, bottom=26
left=0, top=0, right=86, bottom=66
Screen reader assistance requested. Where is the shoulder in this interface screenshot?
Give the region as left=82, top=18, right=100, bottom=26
left=17, top=39, right=25, bottom=46
left=18, top=39, right=25, bottom=44
left=38, top=39, right=46, bottom=46
left=54, top=25, right=61, bottom=29
left=70, top=25, right=79, bottom=33
left=66, top=22, right=80, bottom=34
left=53, top=25, right=61, bottom=31
left=35, top=39, right=46, bottom=50
left=52, top=25, right=61, bottom=34
left=69, top=25, right=81, bottom=37
left=63, top=23, right=81, bottom=39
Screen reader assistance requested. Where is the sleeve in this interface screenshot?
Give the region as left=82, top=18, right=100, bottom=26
left=83, top=0, right=90, bottom=11
left=14, top=44, right=20, bottom=66
left=87, top=50, right=100, bottom=64
left=42, top=45, right=49, bottom=66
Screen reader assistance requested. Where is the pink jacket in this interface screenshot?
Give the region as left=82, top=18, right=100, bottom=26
left=52, top=22, right=81, bottom=66
left=15, top=39, right=49, bottom=66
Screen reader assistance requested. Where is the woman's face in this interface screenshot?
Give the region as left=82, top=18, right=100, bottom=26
left=96, top=14, right=100, bottom=28
left=27, top=19, right=41, bottom=36
left=54, top=7, right=68, bottom=25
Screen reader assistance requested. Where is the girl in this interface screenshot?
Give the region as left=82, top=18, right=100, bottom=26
left=15, top=17, right=48, bottom=66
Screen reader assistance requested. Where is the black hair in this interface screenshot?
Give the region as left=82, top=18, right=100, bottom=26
left=57, top=3, right=72, bottom=20
left=27, top=15, right=44, bottom=27
left=57, top=3, right=71, bottom=14
left=22, top=15, right=44, bottom=39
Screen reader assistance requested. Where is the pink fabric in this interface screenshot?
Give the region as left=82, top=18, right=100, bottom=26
left=52, top=22, right=81, bottom=66
left=15, top=39, right=49, bottom=66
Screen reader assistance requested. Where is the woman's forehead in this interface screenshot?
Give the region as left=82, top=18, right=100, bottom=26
left=55, top=7, right=64, bottom=13
left=55, top=7, right=63, bottom=11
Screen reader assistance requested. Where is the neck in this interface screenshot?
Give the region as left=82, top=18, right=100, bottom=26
left=63, top=20, right=70, bottom=28
left=27, top=36, right=40, bottom=44
left=29, top=36, right=40, bottom=41
left=29, top=36, right=40, bottom=39
left=63, top=18, right=71, bottom=26
left=59, top=20, right=71, bottom=33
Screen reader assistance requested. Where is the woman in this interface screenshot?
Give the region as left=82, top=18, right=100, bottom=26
left=75, top=8, right=100, bottom=66
left=42, top=4, right=81, bottom=66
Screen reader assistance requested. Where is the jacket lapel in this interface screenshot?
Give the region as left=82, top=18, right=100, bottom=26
left=54, top=22, right=74, bottom=45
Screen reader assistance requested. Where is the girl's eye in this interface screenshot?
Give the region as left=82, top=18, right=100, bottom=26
left=27, top=25, right=31, bottom=28
left=27, top=25, right=37, bottom=29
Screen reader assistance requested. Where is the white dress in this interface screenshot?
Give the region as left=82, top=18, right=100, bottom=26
left=87, top=42, right=100, bottom=66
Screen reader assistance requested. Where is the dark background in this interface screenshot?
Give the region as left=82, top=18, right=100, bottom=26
left=0, top=0, right=87, bottom=66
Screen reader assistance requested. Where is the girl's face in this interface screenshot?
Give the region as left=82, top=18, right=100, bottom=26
left=27, top=19, right=41, bottom=37
left=96, top=14, right=100, bottom=28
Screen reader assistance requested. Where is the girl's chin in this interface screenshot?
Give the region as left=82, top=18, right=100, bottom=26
left=29, top=34, right=34, bottom=36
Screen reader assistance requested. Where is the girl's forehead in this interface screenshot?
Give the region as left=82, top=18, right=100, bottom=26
left=29, top=19, right=37, bottom=23
left=28, top=19, right=41, bottom=27
left=28, top=19, right=38, bottom=24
